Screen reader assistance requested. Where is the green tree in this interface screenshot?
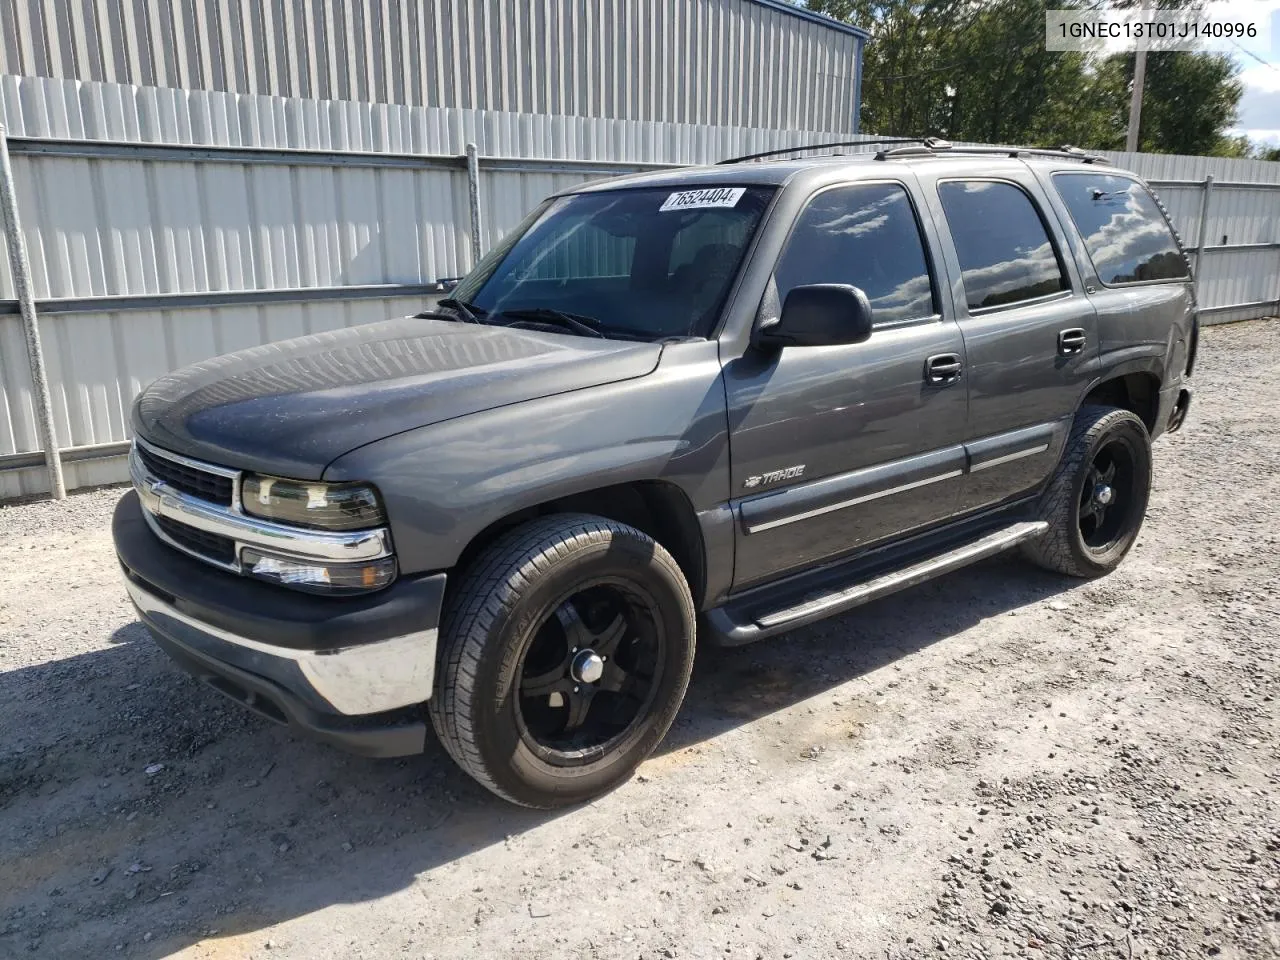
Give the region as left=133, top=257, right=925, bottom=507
left=809, top=0, right=1246, bottom=156
left=1125, top=52, right=1244, bottom=156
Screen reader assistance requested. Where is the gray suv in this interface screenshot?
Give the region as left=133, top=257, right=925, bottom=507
left=112, top=142, right=1196, bottom=808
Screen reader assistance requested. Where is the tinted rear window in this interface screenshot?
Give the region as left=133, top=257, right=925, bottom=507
left=1052, top=173, right=1189, bottom=285
left=937, top=180, right=1067, bottom=311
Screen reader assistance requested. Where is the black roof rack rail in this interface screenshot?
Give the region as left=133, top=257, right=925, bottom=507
left=717, top=138, right=929, bottom=165
left=875, top=142, right=1109, bottom=164
left=717, top=139, right=1110, bottom=167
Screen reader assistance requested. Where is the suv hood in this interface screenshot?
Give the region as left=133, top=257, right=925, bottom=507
left=132, top=317, right=663, bottom=479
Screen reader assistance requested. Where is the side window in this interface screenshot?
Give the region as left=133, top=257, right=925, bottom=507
left=1052, top=173, right=1189, bottom=284
left=937, top=181, right=1067, bottom=311
left=774, top=183, right=936, bottom=326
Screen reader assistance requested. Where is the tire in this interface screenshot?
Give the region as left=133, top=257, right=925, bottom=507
left=428, top=513, right=696, bottom=808
left=1022, top=405, right=1153, bottom=579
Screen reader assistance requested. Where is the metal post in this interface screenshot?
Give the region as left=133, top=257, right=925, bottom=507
left=465, top=142, right=484, bottom=267
left=1272, top=242, right=1280, bottom=317
left=1193, top=174, right=1215, bottom=298
left=0, top=121, right=65, bottom=500
left=1126, top=49, right=1147, bottom=154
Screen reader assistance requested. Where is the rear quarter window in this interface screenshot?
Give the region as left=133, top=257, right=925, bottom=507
left=1052, top=173, right=1189, bottom=285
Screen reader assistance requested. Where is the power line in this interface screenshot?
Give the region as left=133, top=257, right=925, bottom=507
left=1230, top=38, right=1280, bottom=73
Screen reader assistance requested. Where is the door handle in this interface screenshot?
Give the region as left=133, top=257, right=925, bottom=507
left=1058, top=328, right=1088, bottom=355
left=925, top=353, right=963, bottom=384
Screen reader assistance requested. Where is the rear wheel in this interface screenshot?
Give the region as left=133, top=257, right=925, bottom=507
left=1022, top=405, right=1152, bottom=578
left=428, top=514, right=696, bottom=808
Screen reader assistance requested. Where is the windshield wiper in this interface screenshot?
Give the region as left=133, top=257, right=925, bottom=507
left=436, top=297, right=485, bottom=323
left=490, top=307, right=605, bottom=338
left=414, top=297, right=484, bottom=324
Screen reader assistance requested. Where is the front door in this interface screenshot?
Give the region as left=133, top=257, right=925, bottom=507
left=724, top=178, right=969, bottom=590
left=920, top=169, right=1099, bottom=514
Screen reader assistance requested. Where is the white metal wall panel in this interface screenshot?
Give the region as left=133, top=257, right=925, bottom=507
left=0, top=455, right=124, bottom=502
left=0, top=0, right=865, bottom=133
left=1205, top=187, right=1280, bottom=247
left=1144, top=183, right=1202, bottom=248
left=0, top=153, right=476, bottom=300
left=1107, top=149, right=1280, bottom=184
left=0, top=311, right=37, bottom=464
left=0, top=294, right=433, bottom=498
left=1196, top=247, right=1279, bottom=316
left=1, top=74, right=853, bottom=161
left=0, top=76, right=861, bottom=306
left=4, top=76, right=1280, bottom=499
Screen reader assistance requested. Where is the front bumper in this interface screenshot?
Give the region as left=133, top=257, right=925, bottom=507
left=113, top=491, right=446, bottom=757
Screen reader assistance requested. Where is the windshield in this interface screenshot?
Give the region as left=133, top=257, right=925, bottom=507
left=450, top=185, right=775, bottom=340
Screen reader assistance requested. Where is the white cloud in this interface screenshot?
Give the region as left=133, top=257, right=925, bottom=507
left=1212, top=0, right=1280, bottom=140
left=1237, top=85, right=1280, bottom=129
left=1239, top=63, right=1280, bottom=93
left=1235, top=128, right=1280, bottom=145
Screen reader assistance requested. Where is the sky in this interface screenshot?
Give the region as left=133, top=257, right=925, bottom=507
left=1223, top=0, right=1280, bottom=144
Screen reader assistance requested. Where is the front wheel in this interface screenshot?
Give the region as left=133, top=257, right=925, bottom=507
left=1022, top=405, right=1153, bottom=578
left=428, top=514, right=696, bottom=808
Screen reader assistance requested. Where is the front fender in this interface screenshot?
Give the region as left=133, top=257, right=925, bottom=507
left=324, top=341, right=730, bottom=576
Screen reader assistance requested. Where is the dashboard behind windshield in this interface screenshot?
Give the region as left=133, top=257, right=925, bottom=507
left=450, top=185, right=775, bottom=340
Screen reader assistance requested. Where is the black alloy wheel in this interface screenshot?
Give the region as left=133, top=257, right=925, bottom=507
left=1023, top=405, right=1153, bottom=578
left=516, top=582, right=665, bottom=765
left=429, top=514, right=696, bottom=808
left=1077, top=435, right=1140, bottom=553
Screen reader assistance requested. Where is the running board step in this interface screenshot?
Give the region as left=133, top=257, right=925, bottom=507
left=705, top=520, right=1048, bottom=645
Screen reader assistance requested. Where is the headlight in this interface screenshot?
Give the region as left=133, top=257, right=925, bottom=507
left=242, top=548, right=397, bottom=595
left=241, top=475, right=385, bottom=530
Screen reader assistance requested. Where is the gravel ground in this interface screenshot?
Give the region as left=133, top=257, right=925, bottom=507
left=1, top=319, right=1277, bottom=960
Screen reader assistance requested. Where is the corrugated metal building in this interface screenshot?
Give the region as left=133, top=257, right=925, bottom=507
left=0, top=0, right=868, bottom=133
left=1, top=0, right=869, bottom=498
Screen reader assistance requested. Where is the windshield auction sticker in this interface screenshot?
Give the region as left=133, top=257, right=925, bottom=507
left=659, top=187, right=746, bottom=212
left=1046, top=7, right=1271, bottom=53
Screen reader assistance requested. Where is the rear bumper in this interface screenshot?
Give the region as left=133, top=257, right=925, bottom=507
left=1155, top=383, right=1193, bottom=437
left=113, top=491, right=445, bottom=757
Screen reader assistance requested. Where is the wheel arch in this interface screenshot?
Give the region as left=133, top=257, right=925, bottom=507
left=1081, top=370, right=1162, bottom=434
left=450, top=480, right=708, bottom=608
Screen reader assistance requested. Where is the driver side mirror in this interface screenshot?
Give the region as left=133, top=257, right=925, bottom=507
left=753, top=284, right=874, bottom=350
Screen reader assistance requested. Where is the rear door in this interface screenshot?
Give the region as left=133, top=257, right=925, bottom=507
left=724, top=176, right=969, bottom=590
left=919, top=165, right=1098, bottom=514
left=1043, top=171, right=1195, bottom=400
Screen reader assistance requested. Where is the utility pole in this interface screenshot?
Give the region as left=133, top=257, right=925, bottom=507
left=1126, top=48, right=1147, bottom=153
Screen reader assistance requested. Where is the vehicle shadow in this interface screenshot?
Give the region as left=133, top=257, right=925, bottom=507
left=0, top=555, right=1074, bottom=958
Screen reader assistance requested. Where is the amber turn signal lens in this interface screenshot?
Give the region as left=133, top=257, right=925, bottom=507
left=241, top=548, right=397, bottom=595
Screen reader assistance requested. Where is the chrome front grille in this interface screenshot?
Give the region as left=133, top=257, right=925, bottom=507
left=129, top=438, right=393, bottom=575
left=135, top=443, right=234, bottom=506
left=153, top=514, right=237, bottom=565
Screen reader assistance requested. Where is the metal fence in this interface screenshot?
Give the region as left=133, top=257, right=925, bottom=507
left=2, top=75, right=1278, bottom=499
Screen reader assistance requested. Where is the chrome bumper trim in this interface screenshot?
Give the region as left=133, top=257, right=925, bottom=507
left=129, top=441, right=392, bottom=570
left=125, top=577, right=436, bottom=715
